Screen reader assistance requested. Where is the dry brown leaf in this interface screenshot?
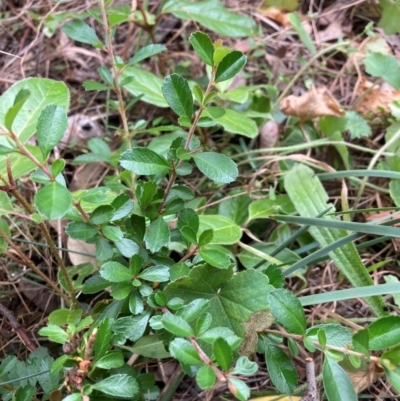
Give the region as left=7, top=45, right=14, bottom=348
left=347, top=362, right=384, bottom=393
left=67, top=237, right=97, bottom=268
left=280, top=86, right=345, bottom=121
left=317, top=21, right=344, bottom=42
left=259, top=120, right=279, bottom=148
left=262, top=7, right=290, bottom=27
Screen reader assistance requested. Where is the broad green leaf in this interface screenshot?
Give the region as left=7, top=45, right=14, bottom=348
left=218, top=194, right=251, bottom=226
left=162, top=74, right=193, bottom=120
left=62, top=20, right=103, bottom=48
left=288, top=12, right=316, bottom=54
left=368, top=316, right=400, bottom=350
left=228, top=378, right=250, bottom=401
left=92, top=374, right=139, bottom=398
left=111, top=282, right=133, bottom=300
left=95, top=351, right=124, bottom=369
left=82, top=274, right=111, bottom=294
left=49, top=309, right=82, bottom=325
left=264, top=341, right=298, bottom=394
left=103, top=225, right=123, bottom=241
left=129, top=44, right=167, bottom=64
left=115, top=238, right=140, bottom=258
left=169, top=338, right=201, bottom=365
left=162, top=0, right=257, bottom=38
left=100, top=261, right=132, bottom=282
left=145, top=217, right=170, bottom=253
left=199, top=327, right=238, bottom=345
left=124, top=335, right=170, bottom=358
left=323, top=357, right=357, bottom=401
left=383, top=365, right=400, bottom=393
left=4, top=89, right=30, bottom=131
left=199, top=215, right=241, bottom=245
left=196, top=313, right=212, bottom=335
left=306, top=324, right=352, bottom=349
left=196, top=364, right=216, bottom=389
left=164, top=265, right=273, bottom=337
left=38, top=325, right=69, bottom=344
left=343, top=111, right=371, bottom=139
left=215, top=51, right=246, bottom=82
left=268, top=289, right=306, bottom=335
left=364, top=52, right=400, bottom=89
left=379, top=0, right=400, bottom=35
left=199, top=248, right=231, bottom=269
left=181, top=226, right=198, bottom=244
left=284, top=164, right=386, bottom=316
left=161, top=314, right=195, bottom=337
left=15, top=385, right=35, bottom=401
left=34, top=182, right=72, bottom=220
left=231, top=356, right=258, bottom=376
left=193, top=152, right=237, bottom=183
left=212, top=108, right=258, bottom=138
left=36, top=105, right=68, bottom=159
left=121, top=67, right=168, bottom=107
left=89, top=205, right=114, bottom=225
left=214, top=337, right=232, bottom=371
left=120, top=147, right=170, bottom=175
left=248, top=199, right=277, bottom=220
left=177, top=298, right=210, bottom=322
left=111, top=194, right=134, bottom=221
left=112, top=312, right=151, bottom=343
left=178, top=208, right=199, bottom=234
left=189, top=32, right=214, bottom=66
left=138, top=265, right=170, bottom=282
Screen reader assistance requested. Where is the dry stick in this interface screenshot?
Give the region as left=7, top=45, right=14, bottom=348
left=0, top=303, right=37, bottom=352
left=0, top=229, right=70, bottom=305
left=300, top=358, right=319, bottom=401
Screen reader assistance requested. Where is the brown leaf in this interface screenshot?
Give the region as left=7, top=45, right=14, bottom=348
left=67, top=237, right=97, bottom=268
left=280, top=86, right=345, bottom=121
left=347, top=362, right=384, bottom=393
left=259, top=120, right=279, bottom=148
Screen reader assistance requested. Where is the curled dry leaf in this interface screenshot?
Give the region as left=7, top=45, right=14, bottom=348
left=262, top=7, right=290, bottom=27
left=280, top=86, right=345, bottom=121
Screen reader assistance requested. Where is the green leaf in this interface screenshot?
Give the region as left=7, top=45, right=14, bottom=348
left=169, top=338, right=201, bottom=365
left=138, top=265, right=170, bottom=282
left=62, top=20, right=103, bottom=48
left=379, top=0, right=400, bottom=35
left=34, top=182, right=72, bottom=220
left=162, top=74, right=193, bottom=120
left=199, top=248, right=231, bottom=268
left=364, top=52, right=400, bottom=89
left=124, top=335, right=170, bottom=359
left=181, top=226, right=198, bottom=244
left=164, top=265, right=272, bottom=337
left=267, top=289, right=306, bottom=335
left=111, top=194, right=134, bottom=221
left=83, top=80, right=109, bottom=91
left=91, top=374, right=139, bottom=398
left=343, top=111, right=371, bottom=139
left=214, top=337, right=232, bottom=371
left=161, top=314, right=195, bottom=337
left=211, top=108, right=258, bottom=138
left=100, top=261, right=132, bottom=283
left=61, top=395, right=82, bottom=401
left=193, top=152, right=237, bottom=183
left=368, top=316, right=400, bottom=350
left=196, top=313, right=212, bottom=335
left=218, top=194, right=251, bottom=226
left=189, top=32, right=214, bottom=66
left=38, top=325, right=69, bottom=344
left=178, top=208, right=199, bottom=233
left=15, top=385, right=35, bottom=401
left=103, top=225, right=123, bottom=241
left=198, top=215, right=241, bottom=245
left=129, top=44, right=167, bottom=64
left=284, top=164, right=386, bottom=317
left=115, top=238, right=140, bottom=258
left=196, top=364, right=216, bottom=389
left=198, top=229, right=214, bottom=246
left=322, top=357, right=357, bottom=401
left=162, top=0, right=257, bottom=38
left=36, top=105, right=68, bottom=159
left=228, top=378, right=250, bottom=401
left=383, top=365, right=400, bottom=393
left=120, top=147, right=170, bottom=175
left=215, top=51, right=246, bottom=82
left=113, top=312, right=151, bottom=343
left=121, top=66, right=168, bottom=107
left=49, top=309, right=82, bottom=325
left=177, top=298, right=210, bottom=322
left=4, top=89, right=30, bottom=131
left=145, top=216, right=170, bottom=253
left=306, top=324, right=352, bottom=348
left=231, top=356, right=258, bottom=376
left=95, top=351, right=124, bottom=369
left=89, top=205, right=114, bottom=225
left=288, top=12, right=316, bottom=54
left=82, top=275, right=111, bottom=295
left=264, top=340, right=298, bottom=394
left=0, top=217, right=11, bottom=253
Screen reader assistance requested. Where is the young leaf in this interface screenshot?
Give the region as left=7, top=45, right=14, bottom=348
left=231, top=356, right=258, bottom=376
left=36, top=105, right=68, bottom=158
left=34, top=182, right=72, bottom=220
left=91, top=374, right=139, bottom=397
left=267, top=289, right=306, bottom=335
left=198, top=229, right=214, bottom=246
left=306, top=324, right=351, bottom=349
left=145, top=216, right=170, bottom=253
left=189, top=32, right=214, bottom=66
left=62, top=20, right=103, bottom=48
left=193, top=152, right=238, bottom=183
left=162, top=74, right=193, bottom=120
left=120, top=148, right=170, bottom=175
left=138, top=265, right=170, bottom=282
left=383, top=365, right=400, bottom=393
left=38, top=325, right=69, bottom=344
left=322, top=357, right=357, bottom=401
left=177, top=299, right=210, bottom=322
left=161, top=314, right=195, bottom=337
left=129, top=44, right=167, bottom=64
left=199, top=248, right=231, bottom=269
left=215, top=51, right=247, bottom=82
left=228, top=378, right=250, bottom=401
left=214, top=337, right=232, bottom=371
left=368, top=315, right=400, bottom=350
left=169, top=338, right=202, bottom=365
left=178, top=208, right=199, bottom=233
left=100, top=261, right=132, bottom=283
left=95, top=351, right=124, bottom=369
left=103, top=225, right=123, bottom=241
left=196, top=364, right=216, bottom=389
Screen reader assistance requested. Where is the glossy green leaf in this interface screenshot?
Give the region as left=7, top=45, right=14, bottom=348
left=323, top=357, right=357, bottom=401
left=95, top=351, right=124, bottom=369
left=112, top=312, right=151, bottom=343
left=196, top=364, right=216, bottom=389
left=306, top=324, right=352, bottom=349
left=36, top=105, right=68, bottom=159
left=161, top=314, right=195, bottom=337
left=383, top=365, right=400, bottom=392
left=124, top=335, right=170, bottom=359
left=82, top=275, right=111, bottom=294
left=169, top=338, right=201, bottom=365
left=103, top=225, right=123, bottom=241
left=95, top=238, right=113, bottom=261
left=38, top=325, right=69, bottom=344
left=162, top=0, right=257, bottom=38
left=34, top=182, right=72, bottom=220
left=89, top=205, right=114, bottom=225
left=120, top=147, right=170, bottom=175
left=100, top=261, right=132, bottom=283
left=198, top=228, right=214, bottom=246
left=91, top=374, right=139, bottom=398
left=228, top=378, right=250, bottom=401
left=162, top=74, right=193, bottom=120
left=114, top=238, right=139, bottom=258
left=4, top=89, right=30, bottom=131
left=129, top=44, right=167, bottom=64
left=49, top=308, right=82, bottom=325
left=196, top=313, right=212, bottom=335
left=364, top=52, right=400, bottom=89
left=193, top=152, right=237, bottom=183
left=189, top=31, right=214, bottom=66
left=198, top=215, right=241, bottom=245
left=215, top=51, right=246, bottom=82
left=368, top=316, right=400, bottom=350
left=177, top=299, right=210, bottom=322
left=138, top=265, right=170, bottom=282
left=15, top=385, right=35, bottom=401
left=231, top=356, right=258, bottom=375
left=214, top=337, right=232, bottom=371
left=199, top=248, right=231, bottom=268
left=212, top=108, right=258, bottom=138
left=267, top=289, right=306, bottom=335
left=145, top=217, right=170, bottom=253
left=62, top=20, right=103, bottom=48
left=111, top=194, right=134, bottom=221
left=178, top=208, right=199, bottom=234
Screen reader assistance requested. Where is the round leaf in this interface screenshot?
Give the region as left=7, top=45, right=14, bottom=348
left=34, top=182, right=72, bottom=220
left=215, top=51, right=247, bottom=82
left=196, top=365, right=216, bottom=389
left=193, top=152, right=238, bottom=183
left=162, top=74, right=193, bottom=120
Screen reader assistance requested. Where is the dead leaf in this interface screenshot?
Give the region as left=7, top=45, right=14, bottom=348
left=67, top=237, right=97, bottom=268
left=262, top=7, right=290, bottom=27
left=259, top=120, right=279, bottom=148
left=280, top=86, right=345, bottom=121
left=347, top=362, right=384, bottom=393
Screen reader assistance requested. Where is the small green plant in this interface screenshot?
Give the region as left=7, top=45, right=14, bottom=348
left=1, top=2, right=400, bottom=401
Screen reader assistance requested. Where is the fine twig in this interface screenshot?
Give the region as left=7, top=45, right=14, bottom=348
left=300, top=358, right=319, bottom=401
